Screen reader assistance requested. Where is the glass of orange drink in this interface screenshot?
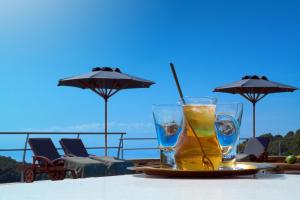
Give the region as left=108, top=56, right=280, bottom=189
left=175, top=97, right=222, bottom=171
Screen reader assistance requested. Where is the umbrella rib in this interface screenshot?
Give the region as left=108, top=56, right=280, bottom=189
left=109, top=89, right=121, bottom=98
left=256, top=93, right=268, bottom=102
left=93, top=88, right=104, bottom=96
left=254, top=93, right=259, bottom=101
left=108, top=81, right=132, bottom=98
left=255, top=93, right=262, bottom=101
left=240, top=93, right=250, bottom=101
left=250, top=92, right=257, bottom=101
left=97, top=88, right=105, bottom=96
left=245, top=92, right=251, bottom=99
left=107, top=88, right=114, bottom=96
left=239, top=93, right=252, bottom=102
left=107, top=81, right=118, bottom=96
left=91, top=88, right=104, bottom=97
left=249, top=89, right=255, bottom=100
left=246, top=93, right=254, bottom=101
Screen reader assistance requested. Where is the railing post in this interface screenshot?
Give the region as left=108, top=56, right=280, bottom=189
left=121, top=138, right=124, bottom=160
left=117, top=133, right=124, bottom=159
left=278, top=139, right=281, bottom=156
left=77, top=133, right=80, bottom=139
left=237, top=137, right=240, bottom=154
left=21, top=133, right=30, bottom=182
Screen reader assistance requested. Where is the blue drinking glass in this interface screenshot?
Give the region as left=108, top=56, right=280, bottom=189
left=152, top=104, right=183, bottom=168
left=215, top=103, right=243, bottom=163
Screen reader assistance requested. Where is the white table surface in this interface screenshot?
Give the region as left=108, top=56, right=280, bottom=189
left=1, top=174, right=300, bottom=200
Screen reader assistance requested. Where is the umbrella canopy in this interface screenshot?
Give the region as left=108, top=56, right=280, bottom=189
left=214, top=75, right=298, bottom=137
left=58, top=67, right=155, bottom=156
left=59, top=67, right=154, bottom=90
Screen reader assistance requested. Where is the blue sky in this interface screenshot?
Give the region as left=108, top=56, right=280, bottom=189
left=0, top=0, right=299, bottom=157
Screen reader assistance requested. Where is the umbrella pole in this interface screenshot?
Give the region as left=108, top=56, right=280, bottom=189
left=252, top=102, right=256, bottom=138
left=104, top=98, right=108, bottom=156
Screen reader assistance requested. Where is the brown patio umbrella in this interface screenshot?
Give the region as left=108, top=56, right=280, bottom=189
left=214, top=75, right=298, bottom=138
left=58, top=67, right=155, bottom=156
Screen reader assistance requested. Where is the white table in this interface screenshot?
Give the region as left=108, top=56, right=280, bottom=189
left=1, top=174, right=300, bottom=200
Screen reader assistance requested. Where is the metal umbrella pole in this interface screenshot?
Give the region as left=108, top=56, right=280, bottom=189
left=104, top=97, right=108, bottom=156
left=91, top=87, right=122, bottom=156
left=252, top=102, right=256, bottom=138
left=91, top=89, right=111, bottom=156
left=239, top=92, right=267, bottom=138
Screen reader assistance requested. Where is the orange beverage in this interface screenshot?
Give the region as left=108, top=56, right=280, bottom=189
left=175, top=104, right=222, bottom=170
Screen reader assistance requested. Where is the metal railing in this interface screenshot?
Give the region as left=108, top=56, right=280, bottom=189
left=120, top=137, right=159, bottom=159
left=1, top=132, right=285, bottom=182
left=0, top=131, right=125, bottom=182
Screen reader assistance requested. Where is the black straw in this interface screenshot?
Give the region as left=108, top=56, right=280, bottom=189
left=169, top=63, right=185, bottom=104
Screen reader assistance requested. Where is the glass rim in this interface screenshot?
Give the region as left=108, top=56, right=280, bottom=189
left=180, top=96, right=217, bottom=105
left=216, top=102, right=243, bottom=106
left=183, top=96, right=217, bottom=100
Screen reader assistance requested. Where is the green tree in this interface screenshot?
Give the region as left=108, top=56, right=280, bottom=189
left=284, top=131, right=294, bottom=139
left=0, top=156, right=21, bottom=183
left=258, top=129, right=300, bottom=156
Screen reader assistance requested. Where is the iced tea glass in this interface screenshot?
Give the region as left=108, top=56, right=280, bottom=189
left=175, top=97, right=222, bottom=171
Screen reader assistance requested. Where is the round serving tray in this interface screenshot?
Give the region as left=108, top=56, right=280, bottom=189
left=128, top=162, right=275, bottom=177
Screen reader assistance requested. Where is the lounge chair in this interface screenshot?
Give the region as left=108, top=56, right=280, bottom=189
left=22, top=138, right=67, bottom=183
left=56, top=138, right=108, bottom=178
left=60, top=138, right=134, bottom=175
left=237, top=137, right=270, bottom=162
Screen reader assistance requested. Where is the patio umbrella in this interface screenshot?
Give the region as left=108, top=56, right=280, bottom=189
left=214, top=75, right=298, bottom=138
left=58, top=67, right=155, bottom=156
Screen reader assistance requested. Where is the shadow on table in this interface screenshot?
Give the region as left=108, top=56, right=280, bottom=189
left=132, top=172, right=286, bottom=180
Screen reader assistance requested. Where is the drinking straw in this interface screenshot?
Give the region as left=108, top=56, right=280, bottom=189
left=169, top=63, right=185, bottom=104
left=169, top=63, right=214, bottom=170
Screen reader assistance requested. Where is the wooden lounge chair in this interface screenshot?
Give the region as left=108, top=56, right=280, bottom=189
left=22, top=138, right=67, bottom=183
left=60, top=138, right=134, bottom=175
left=60, top=138, right=91, bottom=157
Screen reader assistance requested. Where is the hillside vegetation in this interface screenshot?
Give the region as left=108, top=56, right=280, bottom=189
left=0, top=156, right=21, bottom=183
left=261, top=129, right=300, bottom=156
left=239, top=129, right=300, bottom=156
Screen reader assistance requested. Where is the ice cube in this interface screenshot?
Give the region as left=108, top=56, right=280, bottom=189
left=162, top=121, right=179, bottom=136
left=215, top=120, right=236, bottom=136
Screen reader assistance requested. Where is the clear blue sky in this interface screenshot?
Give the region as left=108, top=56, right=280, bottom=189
left=0, top=0, right=299, bottom=148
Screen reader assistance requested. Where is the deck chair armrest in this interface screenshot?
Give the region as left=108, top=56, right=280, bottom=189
left=64, top=153, right=77, bottom=157
left=52, top=157, right=65, bottom=165
left=33, top=156, right=54, bottom=167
